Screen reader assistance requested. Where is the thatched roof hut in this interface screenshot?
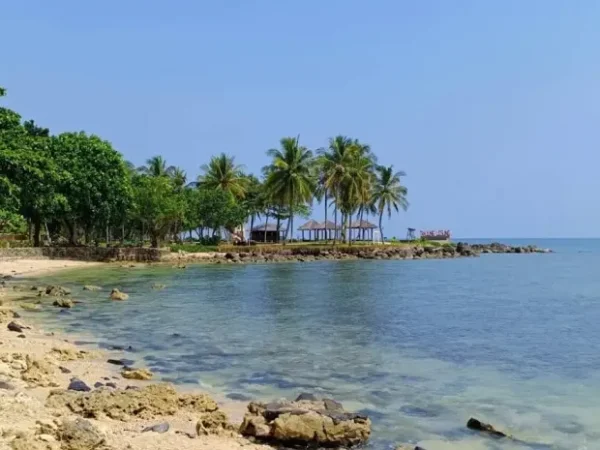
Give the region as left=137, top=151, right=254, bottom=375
left=350, top=219, right=377, bottom=229
left=320, top=220, right=341, bottom=230
left=297, top=219, right=323, bottom=231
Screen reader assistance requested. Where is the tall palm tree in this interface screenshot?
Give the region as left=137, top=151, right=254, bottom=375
left=372, top=165, right=408, bottom=243
left=318, top=136, right=355, bottom=244
left=198, top=153, right=247, bottom=199
left=264, top=137, right=316, bottom=242
left=139, top=156, right=175, bottom=177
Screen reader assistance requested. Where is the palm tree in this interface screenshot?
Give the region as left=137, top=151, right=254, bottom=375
left=198, top=153, right=247, bottom=199
left=139, top=156, right=175, bottom=177
left=264, top=137, right=316, bottom=242
left=170, top=167, right=187, bottom=191
left=372, top=165, right=408, bottom=243
left=318, top=136, right=355, bottom=244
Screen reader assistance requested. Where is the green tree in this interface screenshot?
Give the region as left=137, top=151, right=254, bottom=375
left=198, top=153, right=247, bottom=199
left=49, top=132, right=132, bottom=244
left=264, top=137, right=316, bottom=242
left=196, top=188, right=246, bottom=237
left=139, top=156, right=175, bottom=177
left=372, top=165, right=408, bottom=243
left=132, top=175, right=185, bottom=247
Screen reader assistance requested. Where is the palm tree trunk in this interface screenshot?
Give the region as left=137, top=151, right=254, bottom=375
left=333, top=202, right=338, bottom=245
left=264, top=215, right=269, bottom=243
left=324, top=189, right=328, bottom=242
left=379, top=210, right=384, bottom=244
left=45, top=221, right=52, bottom=244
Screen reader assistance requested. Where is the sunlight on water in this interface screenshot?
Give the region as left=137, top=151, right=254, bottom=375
left=27, top=239, right=600, bottom=450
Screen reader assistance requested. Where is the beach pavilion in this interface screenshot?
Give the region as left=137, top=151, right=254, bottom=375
left=349, top=219, right=378, bottom=241
left=298, top=219, right=322, bottom=241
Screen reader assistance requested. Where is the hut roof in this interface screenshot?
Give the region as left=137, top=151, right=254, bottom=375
left=298, top=219, right=323, bottom=231
left=251, top=223, right=280, bottom=232
left=320, top=220, right=341, bottom=230
left=350, top=219, right=377, bottom=229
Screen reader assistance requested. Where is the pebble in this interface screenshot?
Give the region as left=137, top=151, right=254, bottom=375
left=68, top=378, right=91, bottom=392
left=17, top=334, right=26, bottom=339
left=94, top=382, right=104, bottom=388
left=59, top=366, right=72, bottom=374
left=107, top=358, right=135, bottom=366
left=142, top=422, right=170, bottom=433
left=106, top=382, right=117, bottom=389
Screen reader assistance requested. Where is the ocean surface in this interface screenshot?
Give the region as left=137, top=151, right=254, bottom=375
left=29, top=239, right=600, bottom=450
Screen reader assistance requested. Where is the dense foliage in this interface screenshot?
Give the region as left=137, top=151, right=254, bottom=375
left=0, top=86, right=408, bottom=247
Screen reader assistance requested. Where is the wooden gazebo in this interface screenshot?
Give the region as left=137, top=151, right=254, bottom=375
left=250, top=223, right=283, bottom=243
left=298, top=220, right=322, bottom=241
left=319, top=220, right=341, bottom=241
left=349, top=219, right=378, bottom=241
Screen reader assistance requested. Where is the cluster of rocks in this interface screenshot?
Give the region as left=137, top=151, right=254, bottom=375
left=200, top=242, right=551, bottom=265
left=240, top=394, right=371, bottom=448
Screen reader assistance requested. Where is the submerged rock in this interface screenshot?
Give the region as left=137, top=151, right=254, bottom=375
left=46, top=383, right=219, bottom=421
left=467, top=417, right=508, bottom=438
left=121, top=367, right=153, bottom=380
left=46, top=285, right=71, bottom=296
left=83, top=285, right=102, bottom=291
left=151, top=283, right=166, bottom=290
left=240, top=397, right=371, bottom=447
left=109, top=288, right=129, bottom=301
left=57, top=418, right=105, bottom=450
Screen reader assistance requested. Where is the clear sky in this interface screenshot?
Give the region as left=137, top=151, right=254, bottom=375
left=2, top=1, right=599, bottom=238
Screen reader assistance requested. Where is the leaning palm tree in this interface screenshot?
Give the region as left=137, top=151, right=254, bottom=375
left=372, top=165, right=408, bottom=243
left=198, top=153, right=247, bottom=199
left=264, top=137, right=316, bottom=242
left=138, top=156, right=175, bottom=177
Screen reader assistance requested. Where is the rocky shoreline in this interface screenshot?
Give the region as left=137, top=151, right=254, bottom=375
left=174, top=242, right=552, bottom=265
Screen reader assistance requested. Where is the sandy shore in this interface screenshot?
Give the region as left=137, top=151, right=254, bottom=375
left=0, top=261, right=270, bottom=450
left=0, top=259, right=102, bottom=278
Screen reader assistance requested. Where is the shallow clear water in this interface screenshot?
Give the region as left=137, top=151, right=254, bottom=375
left=29, top=239, right=600, bottom=449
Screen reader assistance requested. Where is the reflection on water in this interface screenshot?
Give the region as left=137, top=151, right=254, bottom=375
left=28, top=239, right=600, bottom=450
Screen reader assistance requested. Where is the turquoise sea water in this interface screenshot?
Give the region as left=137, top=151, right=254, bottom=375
left=29, top=239, right=600, bottom=450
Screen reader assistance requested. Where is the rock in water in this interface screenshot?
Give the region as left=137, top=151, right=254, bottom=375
left=46, top=285, right=71, bottom=296
left=143, top=422, right=170, bottom=433
left=110, top=288, right=129, bottom=301
left=58, top=418, right=105, bottom=450
left=121, top=367, right=153, bottom=380
left=83, top=285, right=101, bottom=291
left=467, top=417, right=508, bottom=438
left=53, top=298, right=74, bottom=308
left=68, top=378, right=92, bottom=392
left=240, top=397, right=371, bottom=447
left=151, top=283, right=166, bottom=290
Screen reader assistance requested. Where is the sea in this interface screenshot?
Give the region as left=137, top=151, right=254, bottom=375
left=28, top=239, right=600, bottom=450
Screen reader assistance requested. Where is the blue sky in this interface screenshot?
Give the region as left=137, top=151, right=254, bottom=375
left=2, top=1, right=600, bottom=238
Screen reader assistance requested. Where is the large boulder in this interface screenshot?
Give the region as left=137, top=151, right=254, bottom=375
left=53, top=298, right=74, bottom=308
left=240, top=396, right=371, bottom=447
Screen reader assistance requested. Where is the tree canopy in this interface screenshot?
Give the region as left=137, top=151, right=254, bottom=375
left=0, top=85, right=408, bottom=247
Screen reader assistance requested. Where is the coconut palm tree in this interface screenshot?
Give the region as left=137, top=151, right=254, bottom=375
left=198, top=153, right=247, bottom=199
left=138, top=156, right=175, bottom=177
left=264, top=137, right=316, bottom=242
left=372, top=165, right=408, bottom=243
left=170, top=167, right=187, bottom=191
left=318, top=136, right=356, bottom=243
